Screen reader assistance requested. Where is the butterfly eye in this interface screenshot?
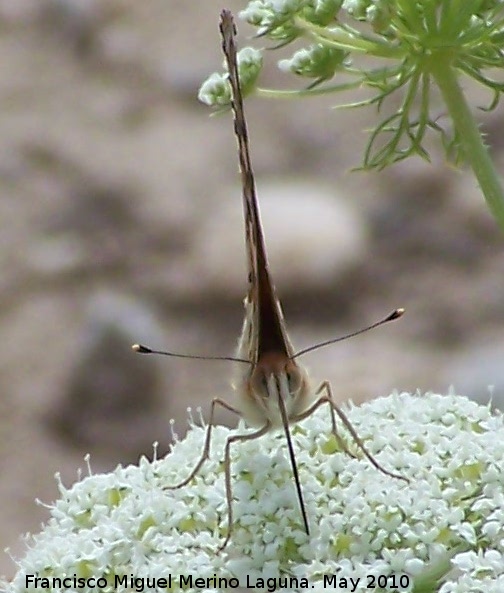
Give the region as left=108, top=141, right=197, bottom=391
left=261, top=375, right=268, bottom=393
left=250, top=371, right=268, bottom=396
left=285, top=369, right=301, bottom=395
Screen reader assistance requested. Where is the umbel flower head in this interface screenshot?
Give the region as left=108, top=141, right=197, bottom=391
left=202, top=0, right=504, bottom=166
left=3, top=392, right=504, bottom=592
left=200, top=1, right=504, bottom=234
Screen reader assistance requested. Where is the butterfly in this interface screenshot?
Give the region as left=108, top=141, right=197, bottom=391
left=134, top=9, right=405, bottom=552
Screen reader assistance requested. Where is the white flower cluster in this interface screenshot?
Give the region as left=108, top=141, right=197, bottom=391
left=3, top=392, right=504, bottom=592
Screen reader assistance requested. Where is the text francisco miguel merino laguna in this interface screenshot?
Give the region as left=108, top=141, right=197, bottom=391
left=26, top=573, right=349, bottom=591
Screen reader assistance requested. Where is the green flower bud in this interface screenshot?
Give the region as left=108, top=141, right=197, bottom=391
left=240, top=0, right=303, bottom=44
left=279, top=44, right=348, bottom=84
left=236, top=47, right=263, bottom=97
left=198, top=49, right=263, bottom=108
left=198, top=72, right=231, bottom=107
left=302, top=0, right=343, bottom=26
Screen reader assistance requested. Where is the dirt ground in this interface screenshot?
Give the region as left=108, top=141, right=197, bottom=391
left=2, top=0, right=504, bottom=578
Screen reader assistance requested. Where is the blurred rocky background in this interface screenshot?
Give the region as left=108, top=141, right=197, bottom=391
left=2, top=0, right=504, bottom=577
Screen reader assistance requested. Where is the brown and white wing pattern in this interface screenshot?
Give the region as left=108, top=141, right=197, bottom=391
left=221, top=14, right=296, bottom=369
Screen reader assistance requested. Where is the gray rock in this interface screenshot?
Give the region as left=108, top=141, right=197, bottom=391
left=189, top=179, right=368, bottom=297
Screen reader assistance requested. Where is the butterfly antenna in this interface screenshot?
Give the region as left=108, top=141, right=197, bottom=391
left=132, top=344, right=250, bottom=365
left=292, top=308, right=404, bottom=359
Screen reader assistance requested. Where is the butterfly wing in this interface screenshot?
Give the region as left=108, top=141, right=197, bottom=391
left=221, top=16, right=294, bottom=366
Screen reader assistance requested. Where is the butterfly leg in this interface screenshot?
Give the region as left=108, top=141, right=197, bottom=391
left=164, top=398, right=241, bottom=490
left=293, top=381, right=407, bottom=482
left=217, top=423, right=270, bottom=553
left=292, top=383, right=356, bottom=459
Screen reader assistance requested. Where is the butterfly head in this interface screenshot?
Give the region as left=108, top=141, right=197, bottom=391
left=239, top=351, right=310, bottom=428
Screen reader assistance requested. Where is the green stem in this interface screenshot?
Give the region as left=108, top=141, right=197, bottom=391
left=295, top=17, right=404, bottom=59
left=256, top=79, right=362, bottom=99
left=429, top=51, right=504, bottom=232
